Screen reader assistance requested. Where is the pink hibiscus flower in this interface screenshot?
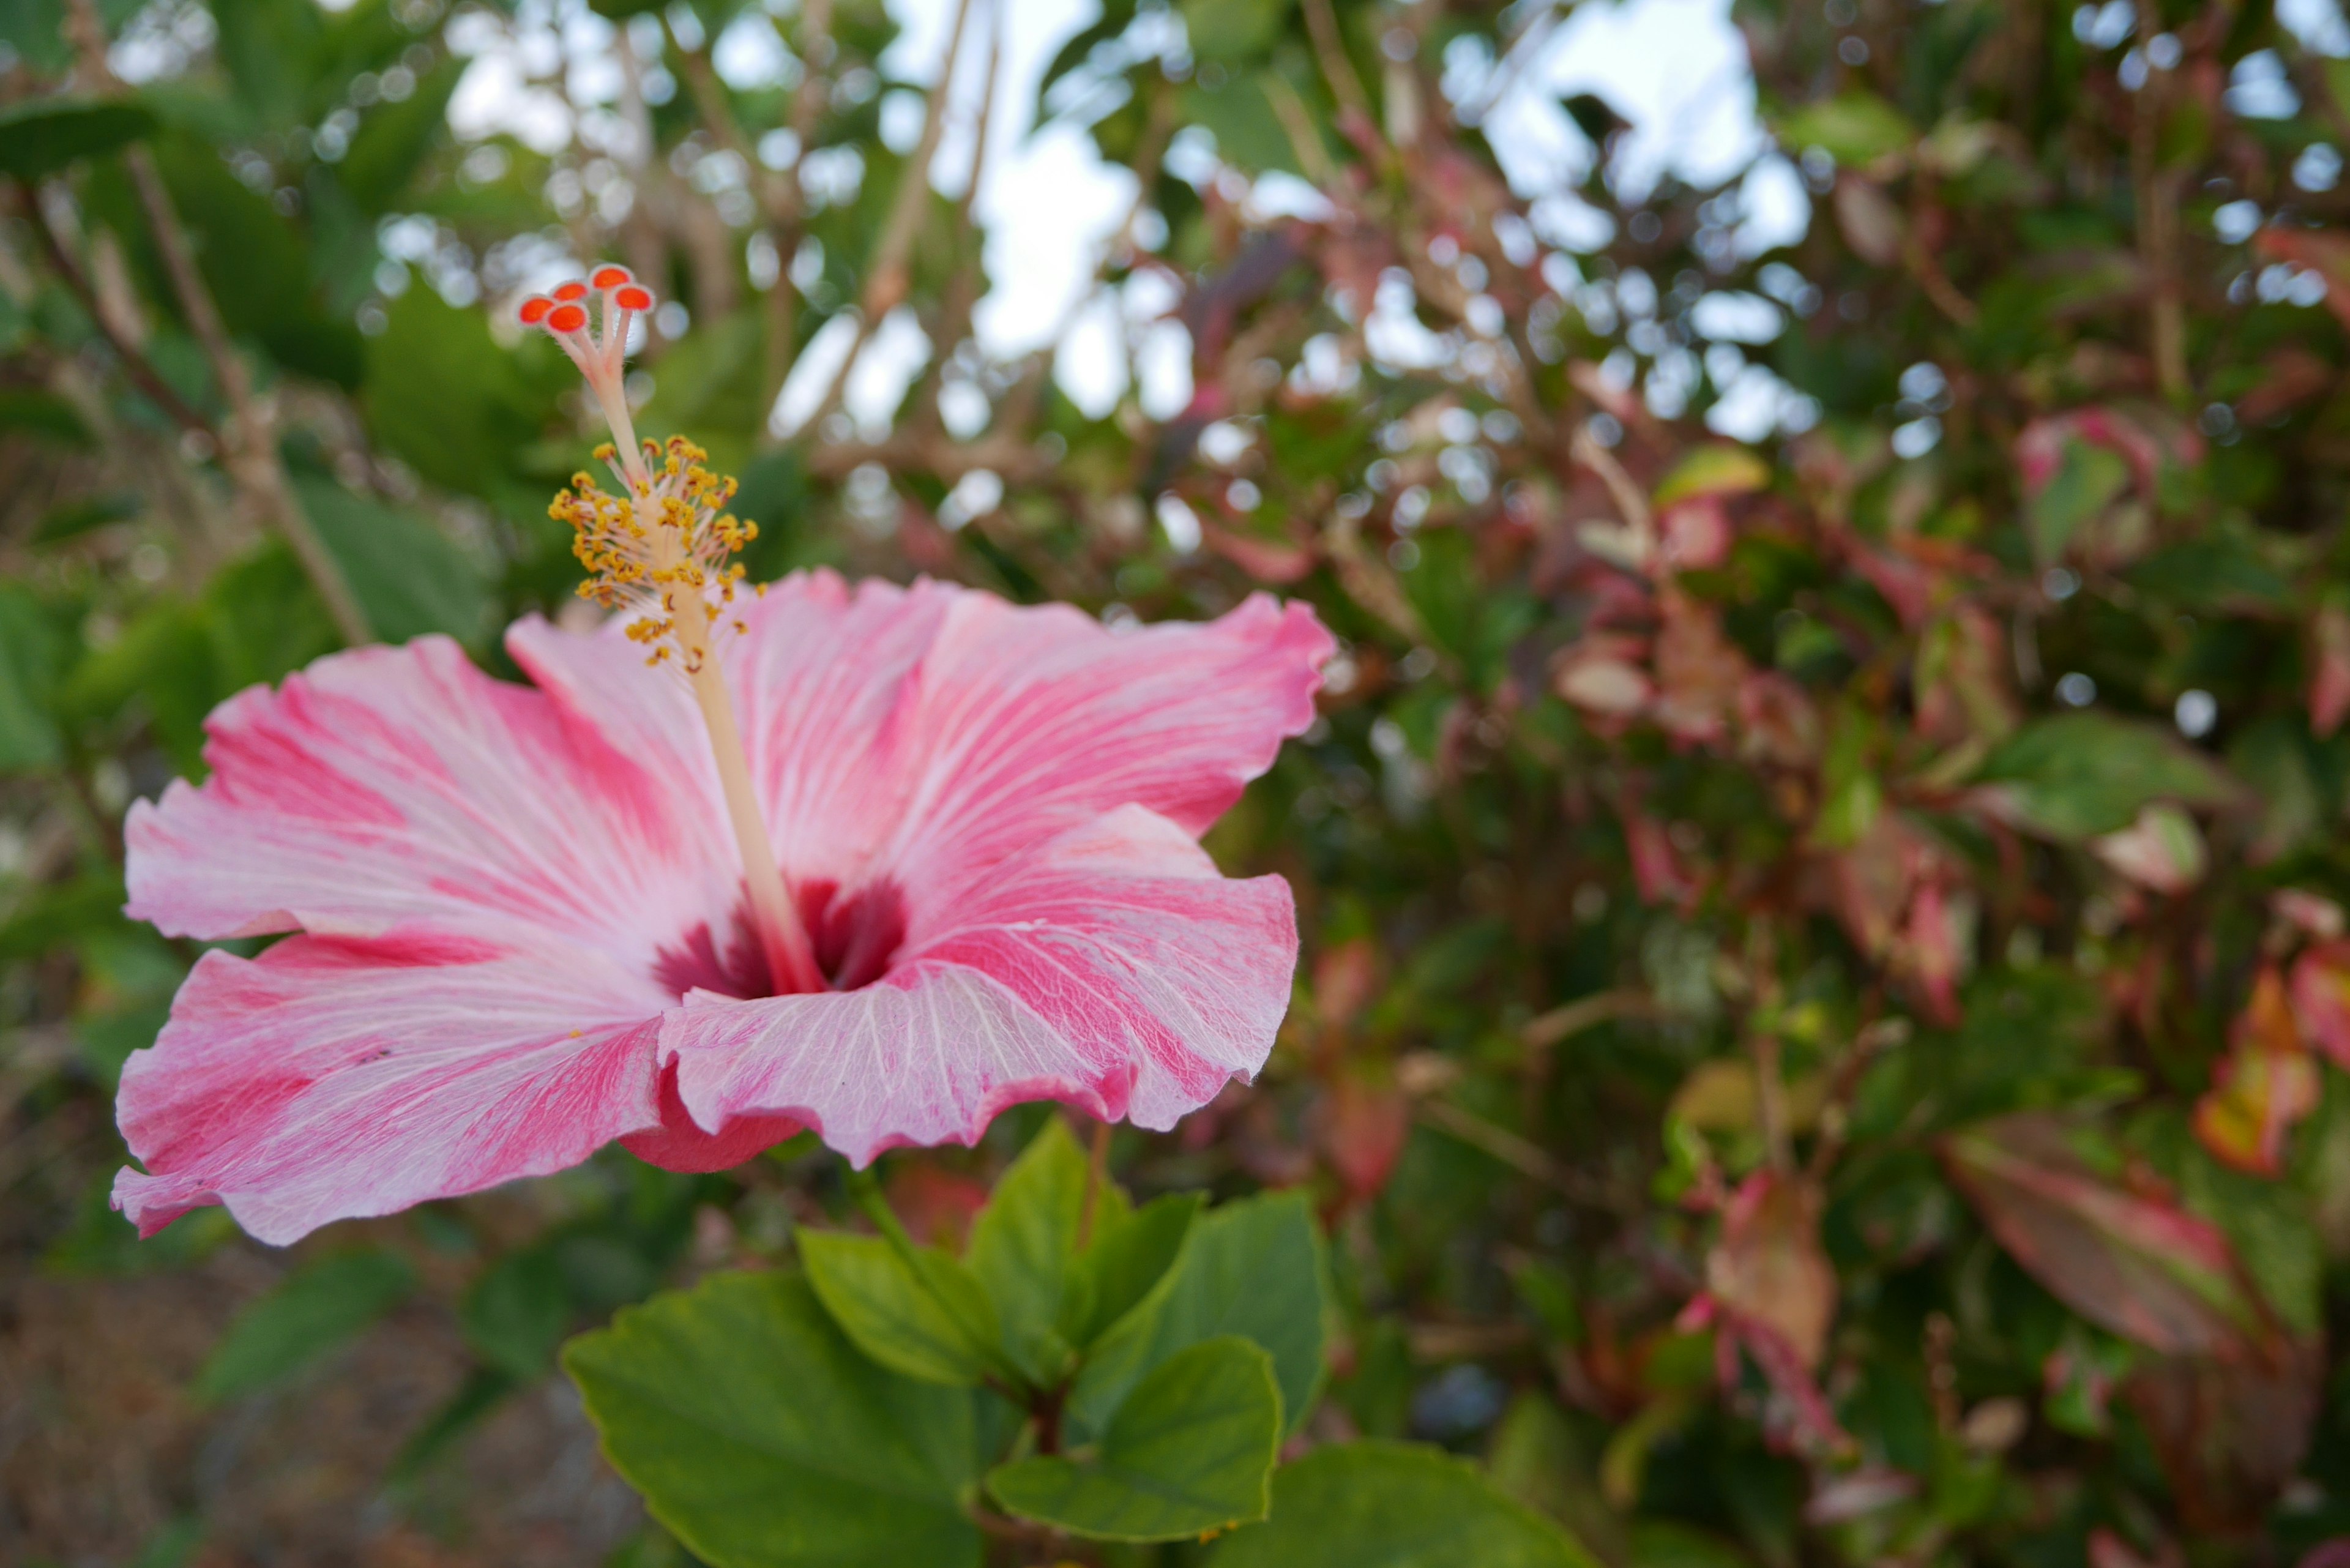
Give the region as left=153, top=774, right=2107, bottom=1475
left=111, top=269, right=1331, bottom=1244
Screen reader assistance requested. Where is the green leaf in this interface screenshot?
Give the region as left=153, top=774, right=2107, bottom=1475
left=142, top=135, right=362, bottom=387
left=31, top=491, right=140, bottom=545
left=799, top=1227, right=1003, bottom=1387
left=1775, top=91, right=1914, bottom=166
left=1062, top=1191, right=1203, bottom=1349
left=1181, top=70, right=1312, bottom=176
left=1972, top=712, right=2239, bottom=841
left=364, top=286, right=559, bottom=498
left=0, top=97, right=158, bottom=181
left=966, top=1117, right=1117, bottom=1382
left=337, top=58, right=463, bottom=211
left=0, top=387, right=94, bottom=447
left=564, top=1270, right=983, bottom=1568
left=1179, top=0, right=1294, bottom=64
left=194, top=1249, right=416, bottom=1403
left=207, top=0, right=323, bottom=131
left=1207, top=1441, right=1600, bottom=1567
left=294, top=474, right=493, bottom=645
left=1654, top=444, right=1771, bottom=507
left=1069, top=1190, right=1326, bottom=1441
left=1039, top=0, right=1140, bottom=100
left=0, top=583, right=64, bottom=771
left=988, top=1336, right=1280, bottom=1542
left=2025, top=438, right=2129, bottom=566
left=462, top=1247, right=570, bottom=1382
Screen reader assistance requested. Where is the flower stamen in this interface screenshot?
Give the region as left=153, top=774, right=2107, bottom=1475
left=518, top=269, right=823, bottom=996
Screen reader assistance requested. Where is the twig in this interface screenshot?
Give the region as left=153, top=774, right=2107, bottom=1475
left=1453, top=1, right=1564, bottom=128
left=1261, top=71, right=1339, bottom=189
left=2132, top=0, right=2188, bottom=401
left=19, top=183, right=215, bottom=439
left=62, top=0, right=372, bottom=646
left=1571, top=425, right=1655, bottom=558
left=1415, top=1097, right=1621, bottom=1207
left=796, top=0, right=981, bottom=439
left=756, top=0, right=837, bottom=423
left=1521, top=988, right=1661, bottom=1051
left=1300, top=0, right=1376, bottom=132
left=919, top=0, right=1004, bottom=429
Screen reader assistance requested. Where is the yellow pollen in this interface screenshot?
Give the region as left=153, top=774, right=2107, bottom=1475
left=551, top=435, right=759, bottom=671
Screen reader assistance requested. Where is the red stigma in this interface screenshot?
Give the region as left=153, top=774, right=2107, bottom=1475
left=546, top=302, right=589, bottom=333
left=518, top=296, right=553, bottom=325
left=552, top=280, right=589, bottom=302
left=615, top=285, right=654, bottom=312
left=590, top=265, right=633, bottom=289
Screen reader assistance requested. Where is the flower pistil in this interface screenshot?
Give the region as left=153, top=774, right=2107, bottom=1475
left=519, top=267, right=822, bottom=995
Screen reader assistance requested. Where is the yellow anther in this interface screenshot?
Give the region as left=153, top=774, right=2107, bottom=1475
left=551, top=438, right=755, bottom=671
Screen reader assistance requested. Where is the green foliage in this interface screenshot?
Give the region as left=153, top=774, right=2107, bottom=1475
left=295, top=474, right=493, bottom=646
left=193, top=1249, right=416, bottom=1403
left=565, top=1271, right=985, bottom=1568
left=559, top=1122, right=1361, bottom=1556
left=1069, top=1190, right=1327, bottom=1442
left=798, top=1226, right=1005, bottom=1387
left=1974, top=712, right=2240, bottom=840
left=962, top=1115, right=1106, bottom=1384
left=1207, top=1442, right=1599, bottom=1567
left=0, top=97, right=157, bottom=181
left=986, top=1336, right=1281, bottom=1540
left=362, top=287, right=558, bottom=499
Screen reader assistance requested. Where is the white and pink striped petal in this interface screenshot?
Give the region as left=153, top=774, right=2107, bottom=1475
left=658, top=806, right=1300, bottom=1165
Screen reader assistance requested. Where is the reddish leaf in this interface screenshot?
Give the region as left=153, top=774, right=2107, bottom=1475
left=884, top=1161, right=991, bottom=1250
left=2125, top=1336, right=2323, bottom=1534
left=1736, top=672, right=1820, bottom=768
left=1624, top=801, right=1699, bottom=911
left=1941, top=1113, right=2272, bottom=1357
left=1915, top=604, right=2018, bottom=744
left=1204, top=523, right=1316, bottom=583
left=2309, top=605, right=2350, bottom=737
left=1652, top=594, right=1747, bottom=745
left=1315, top=1073, right=1412, bottom=1204
left=2289, top=940, right=2350, bottom=1070
left=1902, top=875, right=1964, bottom=1028
left=2087, top=1527, right=2181, bottom=1568
left=2195, top=966, right=2319, bottom=1177
left=1704, top=1171, right=1837, bottom=1372
left=1553, top=632, right=1653, bottom=717
left=2092, top=803, right=2208, bottom=895
left=1312, top=937, right=1382, bottom=1036
left=1658, top=496, right=1733, bottom=570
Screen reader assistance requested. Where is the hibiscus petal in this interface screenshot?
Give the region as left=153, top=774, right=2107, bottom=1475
left=125, top=637, right=736, bottom=957
left=868, top=585, right=1332, bottom=913
left=113, top=933, right=665, bottom=1244
left=510, top=572, right=947, bottom=894
left=660, top=806, right=1299, bottom=1164
left=515, top=573, right=1327, bottom=973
